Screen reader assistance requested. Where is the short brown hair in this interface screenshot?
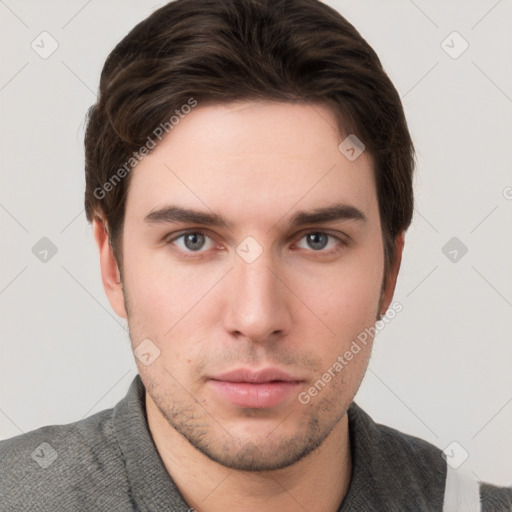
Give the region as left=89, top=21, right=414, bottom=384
left=84, top=0, right=414, bottom=278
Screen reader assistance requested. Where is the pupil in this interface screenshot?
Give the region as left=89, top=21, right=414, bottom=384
left=308, top=233, right=328, bottom=250
left=185, top=233, right=204, bottom=251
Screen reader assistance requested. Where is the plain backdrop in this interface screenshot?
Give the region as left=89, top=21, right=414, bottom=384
left=1, top=0, right=511, bottom=486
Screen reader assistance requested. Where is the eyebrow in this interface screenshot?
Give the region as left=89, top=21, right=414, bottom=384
left=289, top=203, right=367, bottom=227
left=144, top=203, right=367, bottom=229
left=144, top=205, right=231, bottom=228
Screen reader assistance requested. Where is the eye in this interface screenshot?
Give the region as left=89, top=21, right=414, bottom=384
left=170, top=231, right=216, bottom=253
left=295, top=232, right=345, bottom=253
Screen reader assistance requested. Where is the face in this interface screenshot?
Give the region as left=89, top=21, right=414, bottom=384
left=99, top=101, right=401, bottom=471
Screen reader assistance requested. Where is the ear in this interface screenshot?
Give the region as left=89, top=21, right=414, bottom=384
left=379, top=231, right=405, bottom=317
left=93, top=217, right=127, bottom=319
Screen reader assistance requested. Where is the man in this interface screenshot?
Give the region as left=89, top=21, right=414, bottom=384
left=1, top=0, right=510, bottom=510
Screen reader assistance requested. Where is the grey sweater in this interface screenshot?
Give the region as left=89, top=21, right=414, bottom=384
left=0, top=375, right=510, bottom=511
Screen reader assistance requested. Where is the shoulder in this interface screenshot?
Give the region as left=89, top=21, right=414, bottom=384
left=344, top=402, right=446, bottom=510
left=347, top=402, right=512, bottom=511
left=0, top=407, right=135, bottom=511
left=373, top=417, right=512, bottom=511
left=480, top=482, right=512, bottom=512
left=348, top=401, right=446, bottom=479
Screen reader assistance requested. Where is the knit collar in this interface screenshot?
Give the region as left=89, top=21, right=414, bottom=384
left=112, top=374, right=190, bottom=511
left=112, top=375, right=445, bottom=511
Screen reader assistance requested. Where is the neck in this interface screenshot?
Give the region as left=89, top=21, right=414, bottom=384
left=146, top=392, right=352, bottom=512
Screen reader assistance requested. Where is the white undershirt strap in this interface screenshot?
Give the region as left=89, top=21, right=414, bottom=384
left=443, top=464, right=481, bottom=512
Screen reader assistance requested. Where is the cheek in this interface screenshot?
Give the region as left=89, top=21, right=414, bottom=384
left=123, top=257, right=211, bottom=384
left=121, top=240, right=177, bottom=334
left=298, top=261, right=381, bottom=394
left=121, top=242, right=222, bottom=344
left=291, top=248, right=383, bottom=331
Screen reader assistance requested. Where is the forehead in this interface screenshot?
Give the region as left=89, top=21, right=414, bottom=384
left=125, top=101, right=378, bottom=227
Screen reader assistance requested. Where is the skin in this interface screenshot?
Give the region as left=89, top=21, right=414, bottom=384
left=94, top=101, right=404, bottom=512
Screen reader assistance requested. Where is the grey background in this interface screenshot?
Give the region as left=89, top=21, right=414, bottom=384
left=1, top=0, right=511, bottom=486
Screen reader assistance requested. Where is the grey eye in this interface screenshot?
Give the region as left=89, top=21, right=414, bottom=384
left=183, top=232, right=206, bottom=251
left=169, top=231, right=216, bottom=255
left=305, top=232, right=329, bottom=250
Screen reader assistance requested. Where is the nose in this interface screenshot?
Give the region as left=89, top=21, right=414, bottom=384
left=222, top=248, right=293, bottom=344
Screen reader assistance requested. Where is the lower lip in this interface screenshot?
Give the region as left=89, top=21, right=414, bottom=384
left=208, top=380, right=301, bottom=408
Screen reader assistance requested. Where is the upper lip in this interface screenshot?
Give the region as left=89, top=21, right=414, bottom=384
left=209, top=368, right=302, bottom=383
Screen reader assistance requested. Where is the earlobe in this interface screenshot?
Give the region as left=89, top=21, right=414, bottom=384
left=379, top=231, right=405, bottom=317
left=93, top=217, right=127, bottom=319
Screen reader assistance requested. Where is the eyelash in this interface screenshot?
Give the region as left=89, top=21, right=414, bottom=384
left=166, top=230, right=348, bottom=259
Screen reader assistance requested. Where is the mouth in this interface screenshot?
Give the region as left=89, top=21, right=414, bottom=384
left=208, top=367, right=303, bottom=409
